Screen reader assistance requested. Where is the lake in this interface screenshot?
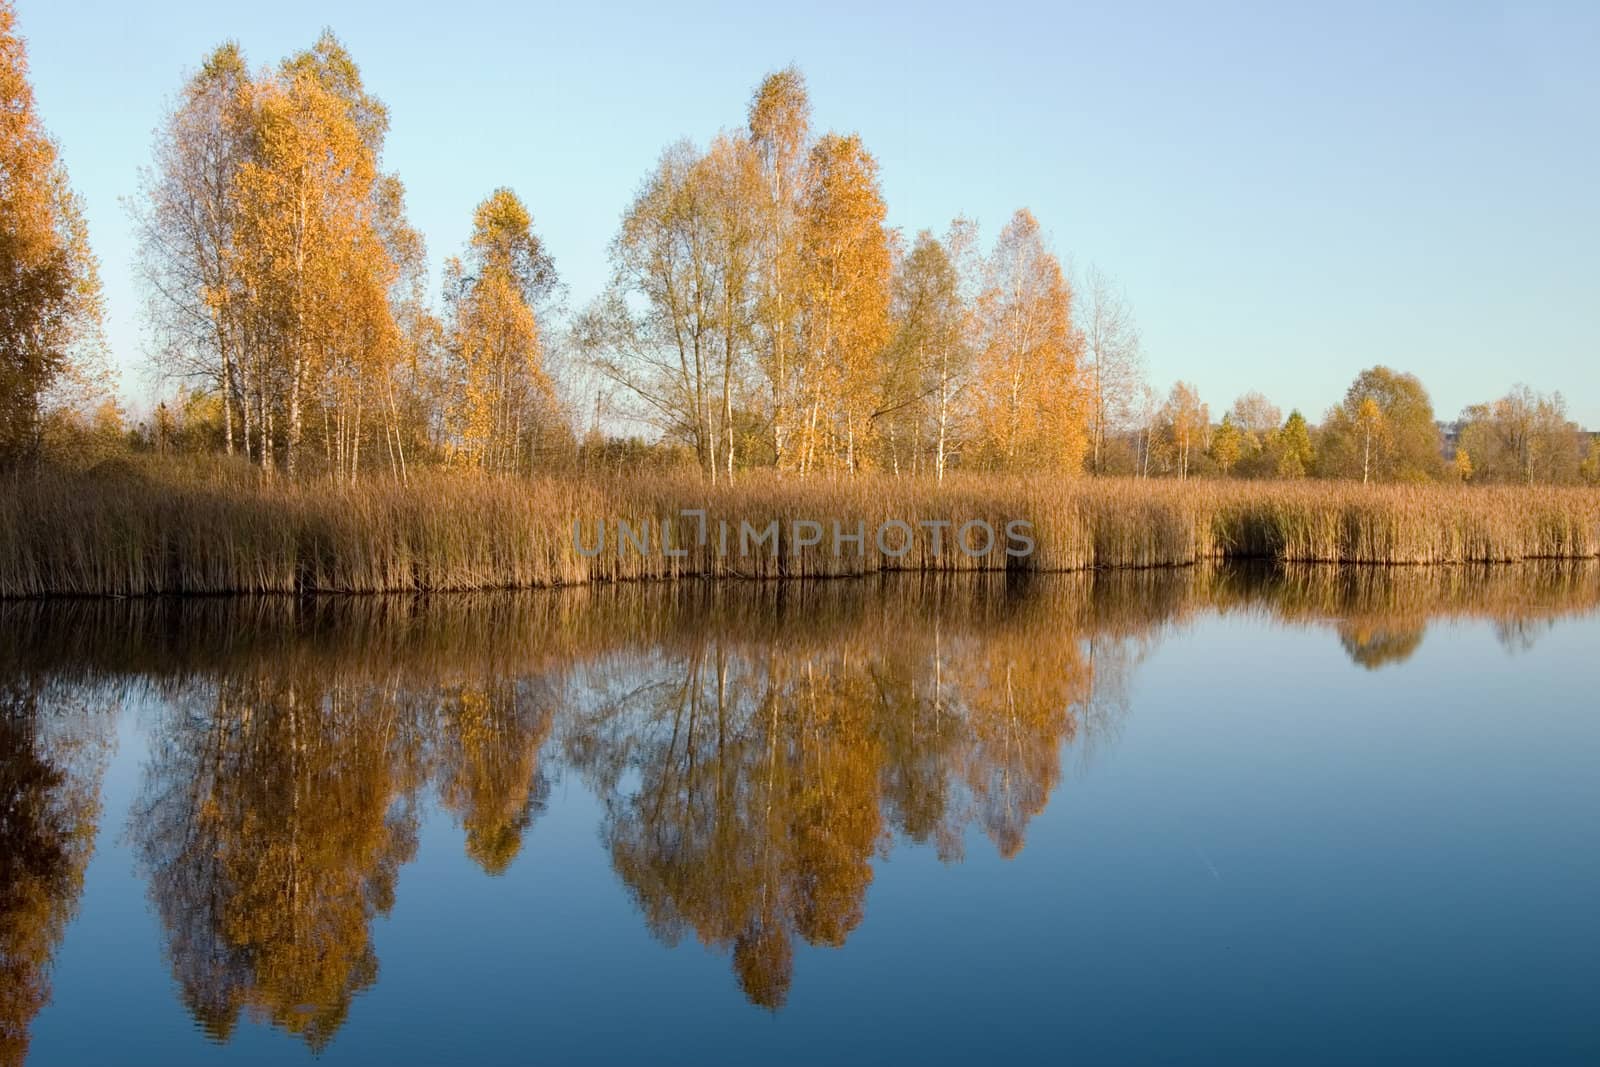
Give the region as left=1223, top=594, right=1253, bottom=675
left=4, top=563, right=1597, bottom=1065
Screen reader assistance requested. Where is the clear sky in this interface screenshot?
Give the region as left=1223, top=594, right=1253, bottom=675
left=14, top=0, right=1600, bottom=426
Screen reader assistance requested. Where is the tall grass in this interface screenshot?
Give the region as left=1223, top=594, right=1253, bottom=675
left=2, top=461, right=1597, bottom=596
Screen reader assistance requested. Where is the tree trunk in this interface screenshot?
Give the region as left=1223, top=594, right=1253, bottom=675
left=350, top=394, right=363, bottom=483
left=218, top=311, right=236, bottom=457
left=936, top=366, right=949, bottom=483
left=286, top=188, right=308, bottom=478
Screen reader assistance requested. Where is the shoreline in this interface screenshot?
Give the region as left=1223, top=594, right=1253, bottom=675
left=5, top=555, right=1600, bottom=603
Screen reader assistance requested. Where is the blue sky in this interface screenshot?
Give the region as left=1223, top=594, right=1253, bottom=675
left=15, top=0, right=1600, bottom=426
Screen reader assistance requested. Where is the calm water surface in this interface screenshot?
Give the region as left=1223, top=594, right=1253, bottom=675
left=3, top=565, right=1598, bottom=1065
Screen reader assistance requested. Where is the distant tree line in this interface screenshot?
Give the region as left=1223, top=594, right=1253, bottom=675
left=2, top=4, right=1596, bottom=484
left=1124, top=369, right=1599, bottom=486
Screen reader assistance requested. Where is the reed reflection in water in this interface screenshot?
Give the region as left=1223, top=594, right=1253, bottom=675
left=0, top=561, right=1597, bottom=1060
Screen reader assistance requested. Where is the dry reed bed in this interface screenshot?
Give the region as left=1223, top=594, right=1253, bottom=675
left=1, top=467, right=1598, bottom=596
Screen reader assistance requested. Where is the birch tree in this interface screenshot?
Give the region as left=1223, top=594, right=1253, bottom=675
left=748, top=67, right=811, bottom=469
left=882, top=228, right=971, bottom=478
left=1079, top=265, right=1143, bottom=475
left=970, top=210, right=1086, bottom=472
left=1317, top=366, right=1441, bottom=483
left=701, top=133, right=762, bottom=478
left=444, top=188, right=559, bottom=472
left=578, top=141, right=725, bottom=474
left=135, top=42, right=253, bottom=457
left=1161, top=381, right=1207, bottom=480
left=793, top=133, right=892, bottom=474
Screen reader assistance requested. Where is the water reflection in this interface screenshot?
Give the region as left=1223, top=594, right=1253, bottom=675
left=0, top=680, right=113, bottom=1067
left=132, top=674, right=425, bottom=1048
left=1, top=562, right=1597, bottom=1052
left=437, top=682, right=555, bottom=876
left=563, top=611, right=1091, bottom=1007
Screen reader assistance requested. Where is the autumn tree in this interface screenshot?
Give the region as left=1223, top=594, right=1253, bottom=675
left=1133, top=383, right=1163, bottom=477
left=444, top=188, right=561, bottom=472
left=231, top=39, right=367, bottom=474
left=1225, top=390, right=1282, bottom=477
left=1317, top=366, right=1442, bottom=482
left=791, top=133, right=893, bottom=474
left=238, top=33, right=416, bottom=478
left=1355, top=396, right=1384, bottom=484
left=579, top=142, right=737, bottom=476
left=1581, top=436, right=1600, bottom=487
left=700, top=134, right=763, bottom=477
left=1160, top=381, right=1208, bottom=480
left=880, top=225, right=973, bottom=478
left=1274, top=410, right=1315, bottom=477
left=1079, top=265, right=1144, bottom=475
left=1209, top=413, right=1243, bottom=475
left=970, top=210, right=1086, bottom=472
left=748, top=67, right=811, bottom=469
left=1230, top=391, right=1282, bottom=440
left=374, top=174, right=440, bottom=480
left=139, top=33, right=422, bottom=480
left=135, top=43, right=253, bottom=458
left=1456, top=386, right=1584, bottom=485
left=0, top=0, right=112, bottom=466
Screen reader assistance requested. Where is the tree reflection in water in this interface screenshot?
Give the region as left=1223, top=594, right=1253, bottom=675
left=0, top=560, right=1595, bottom=1046
left=563, top=607, right=1095, bottom=1006
left=133, top=673, right=427, bottom=1048
left=0, top=679, right=114, bottom=1067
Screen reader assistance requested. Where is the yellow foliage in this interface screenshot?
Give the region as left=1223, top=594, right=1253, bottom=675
left=792, top=134, right=893, bottom=474
left=969, top=210, right=1087, bottom=473
left=0, top=1, right=111, bottom=463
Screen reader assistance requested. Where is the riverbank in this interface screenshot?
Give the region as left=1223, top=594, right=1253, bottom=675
left=2, top=463, right=1598, bottom=596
